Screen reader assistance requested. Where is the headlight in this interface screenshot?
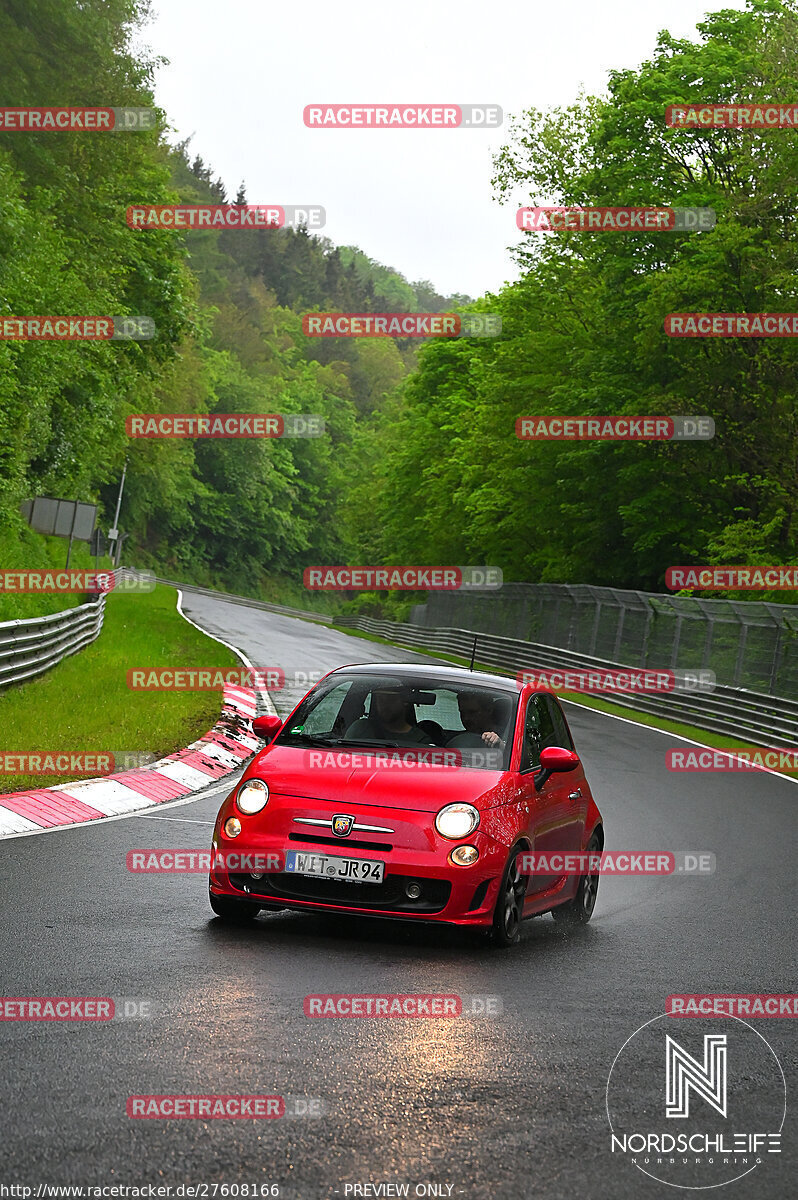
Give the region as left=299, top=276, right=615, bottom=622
left=435, top=802, right=480, bottom=840
left=236, top=778, right=269, bottom=815
left=224, top=817, right=241, bottom=838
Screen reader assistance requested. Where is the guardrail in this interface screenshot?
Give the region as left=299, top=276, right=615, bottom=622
left=332, top=615, right=798, bottom=748
left=153, top=577, right=334, bottom=624
left=416, top=582, right=798, bottom=697
left=0, top=597, right=106, bottom=691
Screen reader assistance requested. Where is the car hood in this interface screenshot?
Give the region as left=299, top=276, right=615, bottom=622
left=248, top=743, right=511, bottom=812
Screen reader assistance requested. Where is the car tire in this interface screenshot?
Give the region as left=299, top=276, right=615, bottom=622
left=490, top=846, right=527, bottom=947
left=209, top=890, right=261, bottom=923
left=551, top=833, right=600, bottom=926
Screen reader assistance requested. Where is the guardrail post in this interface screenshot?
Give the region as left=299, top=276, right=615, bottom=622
left=769, top=627, right=784, bottom=695
left=670, top=615, right=683, bottom=669
left=733, top=623, right=749, bottom=688
left=552, top=591, right=562, bottom=645
left=701, top=616, right=714, bottom=672
left=589, top=602, right=602, bottom=657
left=640, top=604, right=653, bottom=668
left=613, top=606, right=626, bottom=662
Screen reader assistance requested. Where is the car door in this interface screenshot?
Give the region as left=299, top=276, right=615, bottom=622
left=518, top=693, right=583, bottom=897
left=546, top=693, right=589, bottom=843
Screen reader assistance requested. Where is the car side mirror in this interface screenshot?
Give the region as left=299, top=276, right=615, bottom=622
left=252, top=714, right=283, bottom=740
left=534, top=746, right=580, bottom=791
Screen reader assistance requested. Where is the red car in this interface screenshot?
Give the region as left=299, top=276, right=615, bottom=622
left=208, top=664, right=604, bottom=946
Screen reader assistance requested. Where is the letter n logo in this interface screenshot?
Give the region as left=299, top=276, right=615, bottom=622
left=665, top=1034, right=727, bottom=1118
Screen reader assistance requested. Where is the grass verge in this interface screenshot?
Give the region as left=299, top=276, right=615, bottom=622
left=0, top=529, right=115, bottom=622
left=0, top=584, right=240, bottom=793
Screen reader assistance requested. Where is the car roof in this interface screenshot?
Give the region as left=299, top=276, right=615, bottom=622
left=330, top=662, right=521, bottom=693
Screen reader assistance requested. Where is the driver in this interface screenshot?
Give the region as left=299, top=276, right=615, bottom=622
left=447, top=690, right=506, bottom=750
left=345, top=685, right=433, bottom=747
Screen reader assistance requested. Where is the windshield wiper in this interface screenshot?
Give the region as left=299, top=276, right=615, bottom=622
left=329, top=738, right=399, bottom=748
left=280, top=734, right=400, bottom=749
left=280, top=733, right=342, bottom=747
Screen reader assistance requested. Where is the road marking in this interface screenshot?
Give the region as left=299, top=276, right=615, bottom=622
left=173, top=587, right=278, bottom=716
left=134, top=814, right=216, bottom=826
left=560, top=697, right=798, bottom=786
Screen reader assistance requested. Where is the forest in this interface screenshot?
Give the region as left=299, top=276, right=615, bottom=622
left=0, top=0, right=796, bottom=612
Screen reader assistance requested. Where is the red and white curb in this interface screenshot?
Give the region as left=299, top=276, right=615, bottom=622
left=0, top=682, right=260, bottom=838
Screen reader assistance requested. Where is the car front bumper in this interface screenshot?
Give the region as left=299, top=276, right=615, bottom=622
left=209, top=795, right=512, bottom=926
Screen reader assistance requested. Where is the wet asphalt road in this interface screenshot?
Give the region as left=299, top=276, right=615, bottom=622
left=0, top=586, right=795, bottom=1198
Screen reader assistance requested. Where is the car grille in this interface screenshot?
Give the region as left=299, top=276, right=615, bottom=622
left=229, top=872, right=451, bottom=913
left=288, top=832, right=393, bottom=853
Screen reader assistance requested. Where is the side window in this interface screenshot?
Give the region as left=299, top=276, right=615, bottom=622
left=535, top=695, right=558, bottom=750
left=520, top=695, right=562, bottom=772
left=544, top=695, right=574, bottom=750
left=520, top=700, right=543, bottom=772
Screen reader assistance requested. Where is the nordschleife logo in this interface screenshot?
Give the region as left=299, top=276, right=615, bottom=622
left=606, top=1014, right=785, bottom=1189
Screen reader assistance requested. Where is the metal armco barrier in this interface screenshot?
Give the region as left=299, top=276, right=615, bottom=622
left=0, top=597, right=106, bottom=690
left=413, top=582, right=798, bottom=697
left=332, top=615, right=798, bottom=748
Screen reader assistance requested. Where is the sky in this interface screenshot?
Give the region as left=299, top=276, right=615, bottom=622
left=137, top=0, right=748, bottom=300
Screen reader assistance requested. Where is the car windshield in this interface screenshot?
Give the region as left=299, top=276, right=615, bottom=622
left=275, top=672, right=518, bottom=771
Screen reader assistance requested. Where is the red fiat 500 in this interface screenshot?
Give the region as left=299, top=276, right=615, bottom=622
left=208, top=663, right=604, bottom=946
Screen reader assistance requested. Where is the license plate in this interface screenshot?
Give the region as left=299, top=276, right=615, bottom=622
left=284, top=849, right=384, bottom=884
